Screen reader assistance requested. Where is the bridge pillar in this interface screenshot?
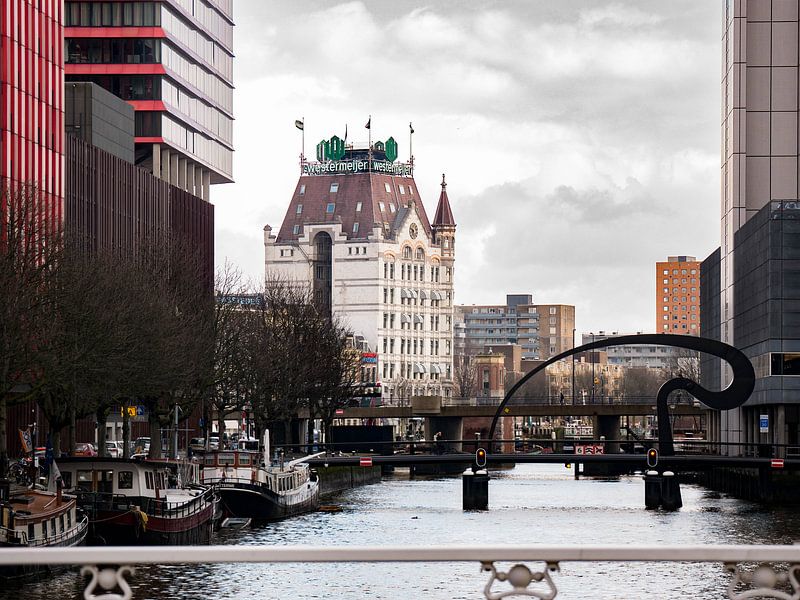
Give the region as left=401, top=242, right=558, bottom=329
left=463, top=470, right=489, bottom=510
left=592, top=415, right=621, bottom=453
left=425, top=417, right=463, bottom=452
left=661, top=471, right=682, bottom=510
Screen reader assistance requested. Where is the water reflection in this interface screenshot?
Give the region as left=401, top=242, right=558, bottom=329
left=4, top=464, right=798, bottom=599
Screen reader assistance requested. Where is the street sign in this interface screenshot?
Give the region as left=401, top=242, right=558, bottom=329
left=359, top=456, right=373, bottom=467
left=760, top=414, right=769, bottom=433
left=575, top=444, right=605, bottom=455
left=771, top=458, right=784, bottom=469
left=335, top=409, right=345, bottom=416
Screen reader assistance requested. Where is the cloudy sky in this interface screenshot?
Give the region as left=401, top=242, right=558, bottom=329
left=213, top=1, right=722, bottom=336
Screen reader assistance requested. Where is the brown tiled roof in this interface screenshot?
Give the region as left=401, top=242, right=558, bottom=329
left=433, top=174, right=455, bottom=228
left=276, top=172, right=433, bottom=242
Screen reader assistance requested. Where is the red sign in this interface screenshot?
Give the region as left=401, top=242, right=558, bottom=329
left=575, top=444, right=605, bottom=455
left=359, top=456, right=373, bottom=467
left=771, top=458, right=785, bottom=469
left=335, top=409, right=345, bottom=415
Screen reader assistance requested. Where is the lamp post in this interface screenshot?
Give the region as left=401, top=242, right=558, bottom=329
left=571, top=328, right=576, bottom=405
left=590, top=332, right=596, bottom=404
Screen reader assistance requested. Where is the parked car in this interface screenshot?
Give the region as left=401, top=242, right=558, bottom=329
left=189, top=438, right=206, bottom=454
left=73, top=442, right=97, bottom=457
left=208, top=435, right=220, bottom=450
left=105, top=441, right=124, bottom=457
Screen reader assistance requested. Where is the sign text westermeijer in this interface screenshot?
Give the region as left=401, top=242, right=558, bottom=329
left=302, top=159, right=413, bottom=177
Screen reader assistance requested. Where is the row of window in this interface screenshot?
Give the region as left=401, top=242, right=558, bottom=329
left=378, top=362, right=452, bottom=380
left=27, top=509, right=73, bottom=542
left=162, top=43, right=233, bottom=114
left=662, top=268, right=698, bottom=275
left=662, top=286, right=698, bottom=294
left=662, top=296, right=698, bottom=303
left=170, top=0, right=234, bottom=49
left=662, top=323, right=698, bottom=331
left=381, top=337, right=449, bottom=356
left=66, top=2, right=160, bottom=27
left=662, top=305, right=698, bottom=312
left=66, top=37, right=160, bottom=64
left=382, top=312, right=449, bottom=331
left=162, top=113, right=232, bottom=177
left=662, top=314, right=698, bottom=320
left=161, top=5, right=233, bottom=81
left=662, top=277, right=698, bottom=285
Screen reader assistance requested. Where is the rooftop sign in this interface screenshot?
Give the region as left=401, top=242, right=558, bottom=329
left=302, top=159, right=412, bottom=177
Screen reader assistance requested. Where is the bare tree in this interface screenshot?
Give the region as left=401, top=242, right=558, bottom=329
left=452, top=354, right=477, bottom=400
left=0, top=184, right=61, bottom=472
left=618, top=367, right=664, bottom=403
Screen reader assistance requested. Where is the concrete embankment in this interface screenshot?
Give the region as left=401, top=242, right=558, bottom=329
left=691, top=468, right=800, bottom=504
left=316, top=465, right=381, bottom=496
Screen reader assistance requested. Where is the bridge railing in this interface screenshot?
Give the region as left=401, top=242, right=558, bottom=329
left=2, top=544, right=798, bottom=599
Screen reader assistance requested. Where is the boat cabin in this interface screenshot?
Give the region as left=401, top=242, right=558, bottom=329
left=0, top=491, right=81, bottom=547
left=201, top=450, right=311, bottom=493
left=58, top=458, right=179, bottom=499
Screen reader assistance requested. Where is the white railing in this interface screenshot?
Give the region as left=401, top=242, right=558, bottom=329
left=1, top=544, right=798, bottom=599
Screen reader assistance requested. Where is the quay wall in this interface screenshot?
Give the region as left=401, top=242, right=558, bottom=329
left=692, top=468, right=800, bottom=504
left=317, top=465, right=381, bottom=496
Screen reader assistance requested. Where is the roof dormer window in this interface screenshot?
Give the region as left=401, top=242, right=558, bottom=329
left=326, top=203, right=335, bottom=213
left=330, top=183, right=339, bottom=193
left=299, top=184, right=306, bottom=195
left=293, top=224, right=300, bottom=235
left=398, top=184, right=405, bottom=194
left=356, top=202, right=362, bottom=212
left=384, top=182, right=391, bottom=193
left=296, top=204, right=303, bottom=214
left=353, top=222, right=359, bottom=233
left=379, top=202, right=386, bottom=212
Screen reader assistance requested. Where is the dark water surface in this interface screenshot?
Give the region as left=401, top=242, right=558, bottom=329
left=5, top=464, right=799, bottom=599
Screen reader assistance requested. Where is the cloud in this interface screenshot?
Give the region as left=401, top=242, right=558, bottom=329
left=216, top=0, right=723, bottom=334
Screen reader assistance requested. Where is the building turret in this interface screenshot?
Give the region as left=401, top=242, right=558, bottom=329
left=433, top=173, right=456, bottom=258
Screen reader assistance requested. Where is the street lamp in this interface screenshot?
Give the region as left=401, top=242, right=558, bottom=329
left=590, top=332, right=596, bottom=404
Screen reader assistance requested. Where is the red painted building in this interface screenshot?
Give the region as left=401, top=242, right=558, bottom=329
left=64, top=0, right=235, bottom=199
left=1, top=0, right=64, bottom=226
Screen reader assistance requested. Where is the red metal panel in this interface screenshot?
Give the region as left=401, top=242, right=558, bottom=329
left=65, top=26, right=166, bottom=38
left=127, top=100, right=166, bottom=111
left=65, top=63, right=167, bottom=75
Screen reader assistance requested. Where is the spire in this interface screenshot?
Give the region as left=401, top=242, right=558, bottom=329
left=433, top=173, right=455, bottom=228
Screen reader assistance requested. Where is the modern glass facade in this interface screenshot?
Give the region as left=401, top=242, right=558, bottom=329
left=64, top=0, right=234, bottom=197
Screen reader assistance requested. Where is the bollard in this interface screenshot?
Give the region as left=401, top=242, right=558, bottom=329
left=661, top=471, right=682, bottom=511
left=644, top=470, right=662, bottom=510
left=463, top=470, right=489, bottom=510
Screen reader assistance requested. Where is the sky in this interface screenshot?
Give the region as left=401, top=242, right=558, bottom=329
left=213, top=0, right=722, bottom=337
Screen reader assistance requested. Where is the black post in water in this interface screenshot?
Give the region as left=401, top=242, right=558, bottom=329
left=661, top=471, right=682, bottom=511
left=644, top=470, right=662, bottom=510
left=463, top=448, right=489, bottom=510
left=463, top=471, right=489, bottom=510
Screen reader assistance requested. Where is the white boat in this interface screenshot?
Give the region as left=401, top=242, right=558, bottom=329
left=201, top=431, right=320, bottom=521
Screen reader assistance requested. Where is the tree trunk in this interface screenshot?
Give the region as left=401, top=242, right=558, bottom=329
left=283, top=419, right=292, bottom=453
left=217, top=413, right=226, bottom=450
left=149, top=414, right=162, bottom=459
left=122, top=407, right=131, bottom=459
left=97, top=408, right=108, bottom=457
left=0, top=397, right=7, bottom=476
left=51, top=428, right=61, bottom=461
left=67, top=403, right=77, bottom=456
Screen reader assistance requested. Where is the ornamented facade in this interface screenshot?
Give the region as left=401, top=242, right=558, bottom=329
left=264, top=137, right=456, bottom=404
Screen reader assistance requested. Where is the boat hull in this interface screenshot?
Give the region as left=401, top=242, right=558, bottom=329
left=0, top=517, right=89, bottom=579
left=88, top=504, right=214, bottom=545
left=216, top=481, right=319, bottom=521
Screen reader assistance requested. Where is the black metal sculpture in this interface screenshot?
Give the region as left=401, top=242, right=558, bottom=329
left=487, top=334, right=755, bottom=456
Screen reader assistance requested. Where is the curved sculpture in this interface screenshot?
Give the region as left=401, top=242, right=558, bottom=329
left=487, top=334, right=755, bottom=456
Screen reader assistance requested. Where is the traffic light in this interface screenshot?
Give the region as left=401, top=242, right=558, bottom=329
left=475, top=447, right=487, bottom=468
left=646, top=448, right=659, bottom=469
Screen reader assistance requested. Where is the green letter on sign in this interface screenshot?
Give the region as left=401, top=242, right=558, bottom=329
left=328, top=135, right=345, bottom=160
left=385, top=137, right=398, bottom=162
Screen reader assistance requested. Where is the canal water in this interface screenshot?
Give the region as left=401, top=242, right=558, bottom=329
left=5, top=464, right=799, bottom=599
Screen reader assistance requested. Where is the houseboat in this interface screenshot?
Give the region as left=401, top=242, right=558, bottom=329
left=201, top=432, right=320, bottom=521
left=57, top=458, right=216, bottom=545
left=0, top=487, right=88, bottom=578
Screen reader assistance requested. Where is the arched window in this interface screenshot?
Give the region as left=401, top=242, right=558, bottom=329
left=403, top=246, right=412, bottom=260
left=415, top=248, right=424, bottom=261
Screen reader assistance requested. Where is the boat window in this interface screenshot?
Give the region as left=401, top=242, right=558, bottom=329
left=60, top=515, right=65, bottom=533
left=98, top=470, right=114, bottom=494
left=204, top=455, right=215, bottom=465
left=67, top=510, right=72, bottom=528
left=51, top=518, right=56, bottom=535
left=42, top=520, right=48, bottom=538
left=77, top=470, right=92, bottom=491
left=218, top=453, right=235, bottom=466
left=145, top=472, right=154, bottom=490
left=118, top=471, right=133, bottom=489
left=27, top=524, right=34, bottom=540
left=238, top=454, right=250, bottom=466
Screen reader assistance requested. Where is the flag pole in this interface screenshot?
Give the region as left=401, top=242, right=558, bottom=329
left=409, top=122, right=414, bottom=167
left=301, top=116, right=305, bottom=163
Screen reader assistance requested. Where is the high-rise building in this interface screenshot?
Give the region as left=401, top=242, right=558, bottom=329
left=264, top=133, right=456, bottom=405
left=656, top=256, right=701, bottom=335
left=582, top=331, right=677, bottom=370
left=455, top=296, right=574, bottom=360
left=701, top=2, right=800, bottom=454
left=1, top=0, right=64, bottom=226
left=64, top=0, right=234, bottom=200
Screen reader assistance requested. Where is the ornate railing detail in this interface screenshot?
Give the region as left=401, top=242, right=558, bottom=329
left=726, top=562, right=800, bottom=600
left=81, top=565, right=135, bottom=600
left=1, top=545, right=799, bottom=599
left=482, top=561, right=559, bottom=599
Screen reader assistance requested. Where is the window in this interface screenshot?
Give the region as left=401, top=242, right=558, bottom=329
left=299, top=184, right=306, bottom=195
left=409, top=185, right=414, bottom=195
left=389, top=203, right=396, bottom=213
left=296, top=204, right=303, bottom=214
left=118, top=471, right=133, bottom=489
left=663, top=269, right=668, bottom=275
left=549, top=307, right=557, bottom=315
left=356, top=202, right=362, bottom=212
left=326, top=203, right=335, bottom=213
left=293, top=224, right=300, bottom=235
left=399, top=184, right=405, bottom=194
left=353, top=222, right=359, bottom=233
left=330, top=183, right=339, bottom=193
left=379, top=202, right=386, bottom=212
left=384, top=182, right=391, bottom=192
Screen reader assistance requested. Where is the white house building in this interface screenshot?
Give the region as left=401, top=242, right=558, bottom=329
left=263, top=137, right=456, bottom=404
